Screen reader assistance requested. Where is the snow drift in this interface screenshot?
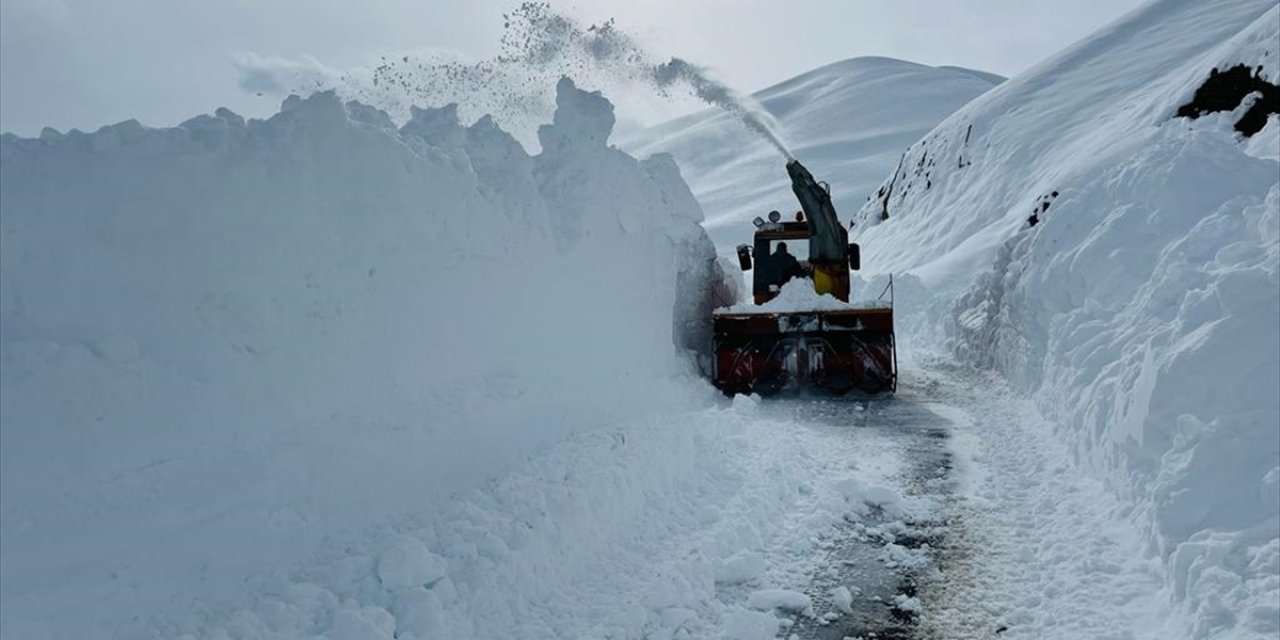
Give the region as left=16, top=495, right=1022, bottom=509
left=0, top=77, right=722, bottom=637
left=619, top=57, right=1004, bottom=248
left=850, top=0, right=1279, bottom=635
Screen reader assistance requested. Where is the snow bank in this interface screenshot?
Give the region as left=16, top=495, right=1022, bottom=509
left=0, top=77, right=721, bottom=637
left=37, top=385, right=889, bottom=639
left=851, top=0, right=1280, bottom=635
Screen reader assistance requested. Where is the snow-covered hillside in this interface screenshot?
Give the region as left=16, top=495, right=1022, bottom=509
left=849, top=0, right=1280, bottom=636
left=0, top=78, right=723, bottom=638
left=618, top=57, right=1003, bottom=248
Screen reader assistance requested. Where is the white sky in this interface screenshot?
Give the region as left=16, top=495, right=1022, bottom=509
left=0, top=0, right=1149, bottom=136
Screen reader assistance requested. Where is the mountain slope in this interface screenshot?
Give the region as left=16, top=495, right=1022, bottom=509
left=617, top=57, right=1003, bottom=248
left=848, top=0, right=1279, bottom=636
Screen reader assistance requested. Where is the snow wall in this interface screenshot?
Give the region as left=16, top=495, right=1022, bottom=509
left=0, top=78, right=724, bottom=636
left=851, top=0, right=1279, bottom=636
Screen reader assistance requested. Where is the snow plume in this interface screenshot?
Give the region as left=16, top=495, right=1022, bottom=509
left=850, top=0, right=1279, bottom=636
left=652, top=57, right=794, bottom=160
left=236, top=2, right=793, bottom=158
left=618, top=57, right=1002, bottom=247
left=0, top=79, right=723, bottom=638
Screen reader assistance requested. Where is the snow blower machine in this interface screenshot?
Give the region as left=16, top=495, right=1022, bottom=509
left=712, top=160, right=896, bottom=396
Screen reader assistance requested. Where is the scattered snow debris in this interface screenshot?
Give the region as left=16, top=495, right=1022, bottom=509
left=891, top=593, right=923, bottom=615
left=831, top=585, right=855, bottom=614
left=880, top=542, right=930, bottom=571
left=746, top=589, right=814, bottom=615
left=861, top=485, right=905, bottom=517
left=715, top=553, right=767, bottom=585
left=835, top=478, right=865, bottom=503
left=720, top=278, right=870, bottom=313
left=729, top=392, right=762, bottom=413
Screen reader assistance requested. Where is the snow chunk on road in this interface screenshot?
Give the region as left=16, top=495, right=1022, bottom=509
left=830, top=585, right=854, bottom=614
left=377, top=538, right=447, bottom=590
left=729, top=392, right=763, bottom=416
left=880, top=542, right=930, bottom=571
left=746, top=589, right=813, bottom=614
left=836, top=477, right=909, bottom=519
left=862, top=484, right=907, bottom=518
left=715, top=552, right=767, bottom=585
left=724, top=607, right=782, bottom=640
left=891, top=593, right=923, bottom=615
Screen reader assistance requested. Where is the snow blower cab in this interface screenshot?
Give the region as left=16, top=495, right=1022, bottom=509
left=712, top=160, right=896, bottom=395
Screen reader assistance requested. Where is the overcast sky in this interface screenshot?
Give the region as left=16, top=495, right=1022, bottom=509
left=0, top=0, right=1148, bottom=136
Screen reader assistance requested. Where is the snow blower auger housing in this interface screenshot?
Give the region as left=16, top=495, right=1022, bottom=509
left=712, top=160, right=897, bottom=395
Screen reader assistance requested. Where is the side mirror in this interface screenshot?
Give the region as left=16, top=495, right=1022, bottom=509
left=737, top=245, right=753, bottom=271
left=848, top=243, right=860, bottom=271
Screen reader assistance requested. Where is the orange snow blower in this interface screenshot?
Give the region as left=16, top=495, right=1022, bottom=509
left=712, top=160, right=896, bottom=395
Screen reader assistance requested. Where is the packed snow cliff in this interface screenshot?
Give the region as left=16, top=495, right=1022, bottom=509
left=0, top=78, right=722, bottom=638
left=850, top=0, right=1280, bottom=636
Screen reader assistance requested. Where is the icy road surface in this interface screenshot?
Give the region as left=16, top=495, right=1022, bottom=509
left=664, top=357, right=1185, bottom=640
left=728, top=386, right=956, bottom=640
